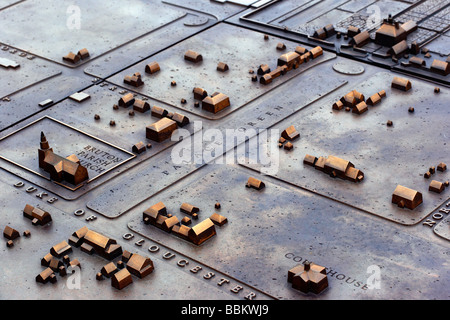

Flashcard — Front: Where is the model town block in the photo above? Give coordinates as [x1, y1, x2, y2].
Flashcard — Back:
[0, 0, 448, 303]
[38, 132, 89, 185]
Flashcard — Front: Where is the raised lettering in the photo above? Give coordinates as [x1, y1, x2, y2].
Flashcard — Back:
[122, 233, 134, 240]
[47, 197, 58, 204]
[217, 278, 230, 286]
[163, 252, 175, 260]
[423, 219, 436, 227]
[74, 209, 85, 216]
[245, 292, 256, 300]
[230, 285, 243, 294]
[14, 181, 24, 188]
[135, 239, 145, 246]
[177, 259, 189, 267]
[36, 192, 48, 199]
[190, 266, 202, 273]
[26, 187, 37, 193]
[203, 272, 215, 280]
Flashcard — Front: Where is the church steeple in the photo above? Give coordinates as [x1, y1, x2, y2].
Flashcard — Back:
[38, 131, 52, 169]
[37, 131, 88, 185]
[40, 131, 50, 150]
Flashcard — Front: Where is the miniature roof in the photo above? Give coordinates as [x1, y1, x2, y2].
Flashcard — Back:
[278, 52, 300, 63]
[44, 152, 85, 176]
[376, 23, 406, 38]
[84, 229, 115, 250]
[324, 156, 353, 174]
[393, 185, 420, 201]
[148, 118, 177, 132]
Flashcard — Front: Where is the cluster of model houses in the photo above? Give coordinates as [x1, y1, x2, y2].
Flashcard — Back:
[332, 88, 386, 115]
[143, 201, 227, 245]
[256, 45, 323, 85]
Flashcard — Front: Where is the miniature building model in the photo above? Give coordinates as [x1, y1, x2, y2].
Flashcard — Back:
[132, 141, 146, 154]
[309, 46, 323, 59]
[288, 261, 328, 294]
[400, 20, 417, 35]
[375, 19, 407, 47]
[172, 113, 190, 127]
[366, 93, 382, 106]
[350, 31, 370, 48]
[181, 216, 192, 225]
[121, 250, 133, 263]
[63, 48, 89, 63]
[184, 50, 203, 63]
[392, 185, 423, 209]
[38, 132, 89, 186]
[50, 241, 72, 258]
[258, 46, 322, 85]
[209, 213, 228, 226]
[119, 93, 135, 107]
[334, 89, 385, 113]
[3, 226, 20, 240]
[388, 40, 408, 57]
[146, 118, 178, 142]
[281, 125, 300, 141]
[217, 62, 229, 72]
[145, 62, 160, 74]
[437, 163, 447, 172]
[332, 100, 344, 110]
[151, 105, 168, 118]
[124, 72, 144, 87]
[143, 202, 217, 245]
[313, 28, 326, 40]
[276, 42, 286, 50]
[258, 64, 271, 75]
[202, 92, 230, 114]
[36, 268, 56, 284]
[77, 48, 90, 60]
[430, 60, 450, 76]
[295, 46, 308, 55]
[63, 52, 80, 64]
[277, 52, 301, 71]
[143, 201, 167, 225]
[313, 24, 335, 40]
[68, 227, 123, 260]
[193, 87, 208, 100]
[101, 262, 118, 278]
[352, 101, 368, 115]
[133, 99, 150, 113]
[188, 218, 216, 245]
[112, 268, 133, 290]
[391, 77, 412, 91]
[429, 180, 444, 194]
[69, 92, 91, 103]
[48, 257, 63, 272]
[23, 204, 52, 226]
[347, 26, 361, 38]
[246, 177, 265, 190]
[343, 90, 364, 106]
[180, 203, 199, 215]
[172, 224, 191, 241]
[284, 142, 293, 150]
[126, 253, 154, 278]
[0, 57, 20, 68]
[304, 155, 364, 183]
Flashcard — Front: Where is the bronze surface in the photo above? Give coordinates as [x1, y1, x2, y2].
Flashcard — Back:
[0, 0, 448, 301]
